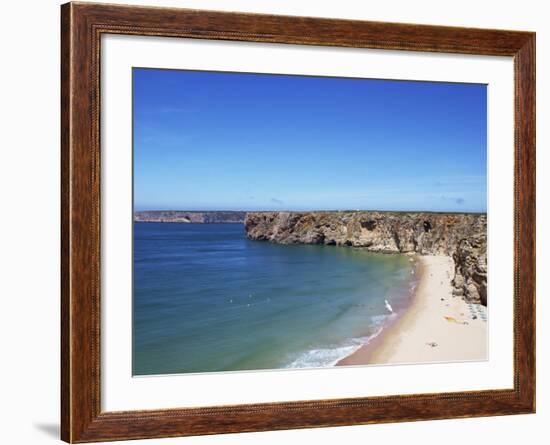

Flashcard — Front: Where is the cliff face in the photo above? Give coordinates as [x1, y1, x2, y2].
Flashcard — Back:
[452, 234, 487, 305]
[134, 211, 246, 224]
[245, 211, 487, 305]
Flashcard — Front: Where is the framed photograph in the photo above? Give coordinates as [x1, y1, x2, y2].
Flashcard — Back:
[61, 2, 535, 442]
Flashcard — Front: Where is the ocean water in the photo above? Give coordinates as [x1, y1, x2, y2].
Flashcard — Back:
[133, 223, 416, 375]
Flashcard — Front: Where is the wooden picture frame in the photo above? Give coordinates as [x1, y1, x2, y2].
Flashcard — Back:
[61, 2, 535, 442]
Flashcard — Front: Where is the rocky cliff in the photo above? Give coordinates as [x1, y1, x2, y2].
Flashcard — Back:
[245, 211, 487, 305]
[134, 211, 246, 224]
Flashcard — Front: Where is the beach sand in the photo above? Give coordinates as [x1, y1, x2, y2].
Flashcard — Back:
[337, 255, 487, 366]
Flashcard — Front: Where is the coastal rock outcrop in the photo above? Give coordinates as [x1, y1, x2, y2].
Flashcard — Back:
[244, 211, 487, 305]
[451, 233, 487, 306]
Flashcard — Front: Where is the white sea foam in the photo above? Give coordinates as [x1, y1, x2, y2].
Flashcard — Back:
[285, 315, 392, 369]
[285, 344, 363, 368]
[370, 313, 395, 326]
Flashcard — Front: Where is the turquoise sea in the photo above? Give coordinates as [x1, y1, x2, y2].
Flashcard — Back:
[133, 222, 416, 375]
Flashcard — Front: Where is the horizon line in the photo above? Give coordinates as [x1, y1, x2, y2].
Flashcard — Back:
[134, 209, 487, 215]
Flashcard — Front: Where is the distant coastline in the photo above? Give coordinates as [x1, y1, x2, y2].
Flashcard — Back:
[133, 209, 486, 224]
[134, 210, 247, 224]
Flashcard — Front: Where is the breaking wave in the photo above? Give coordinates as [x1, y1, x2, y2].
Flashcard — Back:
[284, 314, 393, 369]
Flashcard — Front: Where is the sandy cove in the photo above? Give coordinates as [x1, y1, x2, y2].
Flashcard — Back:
[337, 255, 487, 366]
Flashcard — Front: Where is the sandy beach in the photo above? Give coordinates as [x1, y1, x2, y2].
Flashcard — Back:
[337, 255, 487, 366]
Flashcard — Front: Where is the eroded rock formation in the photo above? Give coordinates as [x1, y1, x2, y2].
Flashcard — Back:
[245, 211, 487, 305]
[452, 233, 487, 305]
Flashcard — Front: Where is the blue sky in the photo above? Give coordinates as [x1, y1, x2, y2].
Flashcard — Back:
[133, 68, 487, 212]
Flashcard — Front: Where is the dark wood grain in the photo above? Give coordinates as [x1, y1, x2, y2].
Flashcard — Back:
[60, 4, 71, 441]
[61, 2, 536, 442]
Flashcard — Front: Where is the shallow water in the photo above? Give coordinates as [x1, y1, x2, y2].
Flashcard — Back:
[133, 222, 415, 375]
